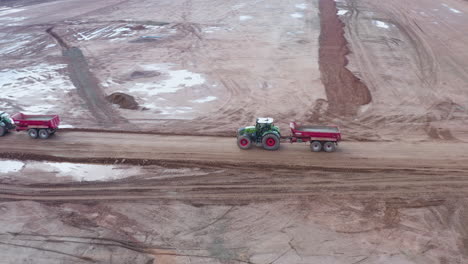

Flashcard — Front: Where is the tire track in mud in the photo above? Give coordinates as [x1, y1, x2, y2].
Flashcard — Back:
[2, 172, 467, 204]
[46, 27, 124, 125]
[318, 0, 372, 116]
[1, 150, 465, 175]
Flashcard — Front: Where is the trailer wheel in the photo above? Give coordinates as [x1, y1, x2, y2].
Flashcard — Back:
[323, 141, 336, 152]
[237, 135, 252, 150]
[28, 129, 38, 139]
[38, 129, 50, 139]
[310, 141, 322, 152]
[262, 134, 280, 151]
[0, 126, 6, 137]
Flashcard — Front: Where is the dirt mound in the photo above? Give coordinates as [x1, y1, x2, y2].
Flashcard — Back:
[128, 25, 146, 30]
[105, 92, 139, 110]
[130, 70, 160, 79]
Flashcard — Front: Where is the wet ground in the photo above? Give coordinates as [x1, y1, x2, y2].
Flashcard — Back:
[1, 0, 468, 263]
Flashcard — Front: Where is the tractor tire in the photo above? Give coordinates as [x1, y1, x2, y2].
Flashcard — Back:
[28, 129, 38, 139]
[310, 141, 322, 152]
[38, 129, 50, 139]
[237, 135, 252, 150]
[0, 126, 6, 137]
[323, 141, 336, 152]
[262, 134, 280, 151]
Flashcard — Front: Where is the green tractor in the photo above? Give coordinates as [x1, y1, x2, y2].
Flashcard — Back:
[0, 112, 15, 137]
[237, 117, 281, 150]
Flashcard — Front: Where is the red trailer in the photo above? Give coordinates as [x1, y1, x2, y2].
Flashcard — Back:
[289, 122, 341, 152]
[11, 113, 60, 139]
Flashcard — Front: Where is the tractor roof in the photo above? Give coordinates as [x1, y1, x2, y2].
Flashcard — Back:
[257, 117, 274, 124]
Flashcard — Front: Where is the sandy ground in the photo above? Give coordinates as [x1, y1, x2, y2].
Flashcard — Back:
[1, 131, 468, 263]
[1, 0, 468, 263]
[337, 0, 468, 141]
[0, 0, 325, 134]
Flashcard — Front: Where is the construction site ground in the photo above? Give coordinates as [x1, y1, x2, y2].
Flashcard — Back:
[1, 0, 468, 263]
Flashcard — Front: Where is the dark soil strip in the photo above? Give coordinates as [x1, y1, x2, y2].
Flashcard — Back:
[45, 27, 69, 49]
[0, 152, 458, 175]
[59, 128, 235, 138]
[46, 27, 124, 125]
[318, 0, 372, 116]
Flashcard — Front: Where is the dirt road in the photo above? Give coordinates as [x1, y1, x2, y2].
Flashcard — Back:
[1, 130, 468, 204]
[2, 130, 468, 171]
[2, 131, 468, 263]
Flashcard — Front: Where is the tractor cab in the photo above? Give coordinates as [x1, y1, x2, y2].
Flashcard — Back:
[255, 117, 274, 138]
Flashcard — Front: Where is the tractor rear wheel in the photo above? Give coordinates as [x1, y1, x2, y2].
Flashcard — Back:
[323, 141, 336, 152]
[262, 134, 280, 151]
[28, 129, 38, 139]
[38, 129, 50, 139]
[0, 126, 6, 137]
[237, 135, 252, 150]
[310, 141, 322, 152]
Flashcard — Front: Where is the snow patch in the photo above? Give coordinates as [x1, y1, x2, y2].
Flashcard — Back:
[232, 3, 246, 10]
[107, 26, 132, 38]
[441, 4, 462, 14]
[290, 13, 303, 18]
[295, 3, 307, 10]
[0, 64, 74, 113]
[60, 124, 74, 128]
[142, 104, 193, 115]
[129, 64, 205, 96]
[0, 160, 24, 173]
[373, 20, 390, 29]
[0, 7, 25, 17]
[24, 162, 140, 181]
[338, 9, 349, 16]
[44, 43, 56, 49]
[203, 26, 221, 33]
[191, 96, 217, 103]
[22, 104, 55, 113]
[76, 25, 137, 41]
[358, 103, 372, 115]
[239, 15, 253, 21]
[0, 16, 27, 25]
[0, 40, 30, 55]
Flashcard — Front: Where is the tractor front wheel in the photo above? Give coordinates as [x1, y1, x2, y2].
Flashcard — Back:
[28, 129, 38, 139]
[262, 134, 280, 151]
[0, 126, 6, 137]
[237, 135, 252, 150]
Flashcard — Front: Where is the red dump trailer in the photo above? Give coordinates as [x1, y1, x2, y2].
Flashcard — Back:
[289, 122, 341, 152]
[11, 113, 60, 139]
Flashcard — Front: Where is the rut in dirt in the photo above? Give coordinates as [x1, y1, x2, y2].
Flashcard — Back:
[318, 0, 372, 116]
[46, 27, 125, 124]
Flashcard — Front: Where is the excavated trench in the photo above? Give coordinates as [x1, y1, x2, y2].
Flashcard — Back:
[318, 0, 372, 116]
[46, 27, 125, 124]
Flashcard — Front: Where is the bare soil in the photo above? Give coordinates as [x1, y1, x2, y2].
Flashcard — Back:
[1, 0, 468, 263]
[318, 0, 371, 116]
